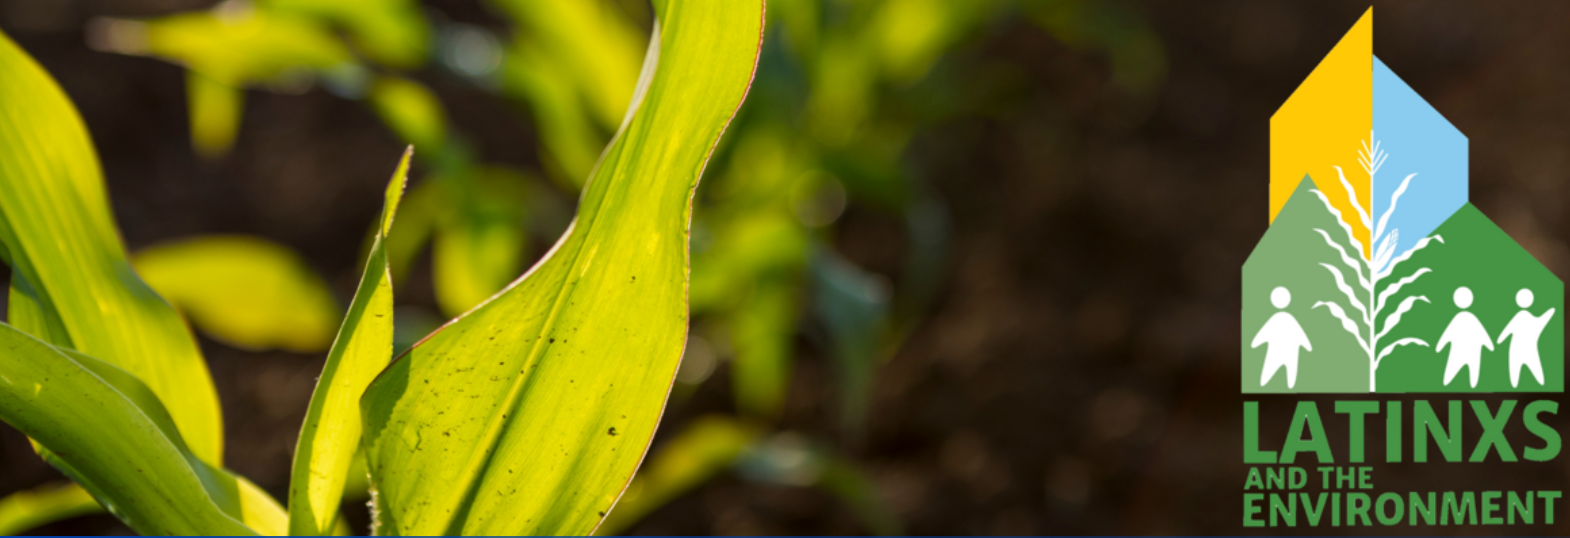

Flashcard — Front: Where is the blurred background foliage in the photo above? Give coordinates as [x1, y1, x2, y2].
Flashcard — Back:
[0, 0, 1180, 534]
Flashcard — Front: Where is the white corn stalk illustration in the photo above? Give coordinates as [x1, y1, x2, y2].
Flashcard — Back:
[1310, 133, 1444, 392]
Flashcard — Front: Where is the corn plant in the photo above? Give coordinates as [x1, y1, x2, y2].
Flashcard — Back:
[1309, 134, 1444, 392]
[0, 0, 763, 535]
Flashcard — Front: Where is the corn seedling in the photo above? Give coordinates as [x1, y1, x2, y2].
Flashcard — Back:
[0, 0, 763, 535]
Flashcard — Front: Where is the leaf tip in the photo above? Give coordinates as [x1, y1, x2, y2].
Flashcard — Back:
[380, 147, 414, 235]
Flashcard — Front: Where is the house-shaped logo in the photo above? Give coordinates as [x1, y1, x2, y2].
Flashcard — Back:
[1242, 10, 1563, 394]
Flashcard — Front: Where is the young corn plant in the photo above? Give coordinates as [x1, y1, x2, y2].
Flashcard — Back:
[0, 0, 763, 535]
[1310, 134, 1443, 392]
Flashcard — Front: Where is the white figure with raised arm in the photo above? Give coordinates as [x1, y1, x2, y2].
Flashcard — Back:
[1437, 286, 1493, 388]
[1498, 288, 1556, 388]
[1253, 287, 1312, 389]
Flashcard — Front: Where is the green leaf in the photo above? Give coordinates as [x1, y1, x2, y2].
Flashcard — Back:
[368, 76, 447, 153]
[288, 148, 409, 536]
[503, 41, 608, 186]
[132, 235, 341, 353]
[47, 345, 288, 536]
[596, 416, 760, 535]
[97, 10, 352, 87]
[0, 28, 225, 464]
[432, 168, 531, 318]
[186, 72, 245, 157]
[0, 483, 101, 535]
[0, 323, 256, 535]
[260, 0, 431, 68]
[358, 0, 764, 534]
[488, 0, 646, 127]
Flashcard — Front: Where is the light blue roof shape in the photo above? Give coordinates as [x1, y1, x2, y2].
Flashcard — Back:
[1368, 56, 1468, 273]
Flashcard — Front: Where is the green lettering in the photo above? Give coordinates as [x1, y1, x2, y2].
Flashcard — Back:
[1441, 491, 1477, 525]
[1281, 401, 1333, 464]
[1539, 491, 1559, 524]
[1470, 401, 1518, 462]
[1336, 401, 1378, 463]
[1244, 493, 1265, 527]
[1375, 492, 1403, 525]
[1415, 401, 1462, 462]
[1347, 492, 1372, 526]
[1270, 493, 1296, 527]
[1524, 401, 1561, 462]
[1266, 467, 1286, 489]
[1482, 491, 1503, 524]
[1409, 492, 1435, 525]
[1508, 491, 1533, 525]
[1332, 492, 1341, 526]
[1386, 401, 1402, 463]
[1244, 467, 1264, 490]
[1301, 492, 1328, 526]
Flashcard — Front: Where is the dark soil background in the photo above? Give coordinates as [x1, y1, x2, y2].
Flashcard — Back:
[4, 0, 1570, 535]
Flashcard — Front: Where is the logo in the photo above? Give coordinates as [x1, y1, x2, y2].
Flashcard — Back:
[1240, 11, 1566, 530]
[1242, 12, 1563, 394]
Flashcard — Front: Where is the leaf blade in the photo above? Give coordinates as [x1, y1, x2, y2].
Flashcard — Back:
[287, 149, 411, 536]
[359, 1, 765, 534]
[0, 27, 225, 464]
[0, 323, 254, 535]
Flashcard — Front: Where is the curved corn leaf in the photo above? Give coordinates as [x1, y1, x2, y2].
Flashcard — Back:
[0, 324, 255, 535]
[0, 483, 101, 535]
[596, 416, 760, 535]
[133, 235, 341, 353]
[288, 149, 409, 536]
[359, 0, 764, 534]
[0, 29, 225, 464]
[48, 346, 287, 536]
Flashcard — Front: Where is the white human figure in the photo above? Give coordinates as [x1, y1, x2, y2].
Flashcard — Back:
[1253, 287, 1312, 389]
[1497, 288, 1556, 388]
[1437, 286, 1493, 388]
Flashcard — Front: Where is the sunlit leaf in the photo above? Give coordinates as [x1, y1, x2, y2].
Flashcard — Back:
[98, 9, 351, 87]
[488, 0, 646, 127]
[0, 29, 225, 464]
[868, 0, 998, 85]
[0, 483, 101, 535]
[288, 149, 409, 536]
[186, 72, 244, 157]
[383, 178, 444, 287]
[358, 1, 764, 534]
[692, 211, 808, 418]
[260, 0, 431, 68]
[132, 235, 340, 353]
[432, 169, 531, 318]
[503, 41, 607, 185]
[596, 416, 761, 535]
[0, 324, 258, 535]
[368, 76, 447, 153]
